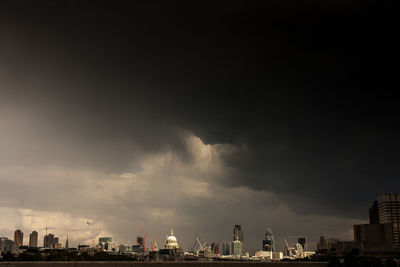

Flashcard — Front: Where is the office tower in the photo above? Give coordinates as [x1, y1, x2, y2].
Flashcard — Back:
[262, 228, 276, 251]
[232, 240, 243, 256]
[14, 229, 23, 247]
[44, 233, 54, 248]
[377, 193, 400, 248]
[222, 242, 232, 255]
[317, 236, 329, 251]
[298, 237, 306, 250]
[211, 242, 219, 254]
[44, 233, 60, 248]
[29, 231, 38, 247]
[369, 200, 379, 224]
[233, 225, 243, 242]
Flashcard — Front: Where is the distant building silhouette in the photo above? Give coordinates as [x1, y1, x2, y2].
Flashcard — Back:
[211, 242, 219, 254]
[222, 242, 232, 255]
[65, 235, 69, 249]
[233, 225, 243, 242]
[369, 200, 379, 224]
[44, 233, 60, 248]
[298, 237, 306, 250]
[14, 229, 23, 247]
[317, 236, 329, 252]
[29, 231, 38, 247]
[262, 228, 276, 252]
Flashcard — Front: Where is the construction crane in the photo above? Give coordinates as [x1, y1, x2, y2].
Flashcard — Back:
[196, 236, 207, 251]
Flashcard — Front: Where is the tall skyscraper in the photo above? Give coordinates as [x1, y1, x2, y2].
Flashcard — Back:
[14, 229, 23, 247]
[233, 225, 243, 242]
[369, 200, 379, 224]
[44, 233, 60, 248]
[29, 231, 38, 247]
[222, 242, 232, 255]
[262, 228, 276, 252]
[377, 193, 400, 248]
[298, 237, 306, 250]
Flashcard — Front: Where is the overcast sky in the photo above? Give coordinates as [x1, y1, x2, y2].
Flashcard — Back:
[0, 0, 399, 253]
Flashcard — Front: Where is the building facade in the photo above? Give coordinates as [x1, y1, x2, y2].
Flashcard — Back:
[354, 223, 394, 251]
[262, 228, 276, 251]
[0, 237, 18, 254]
[377, 193, 400, 248]
[29, 231, 38, 247]
[222, 242, 232, 255]
[232, 240, 243, 256]
[44, 233, 60, 249]
[14, 229, 23, 247]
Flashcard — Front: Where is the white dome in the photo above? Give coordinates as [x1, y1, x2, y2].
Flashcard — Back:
[165, 228, 179, 249]
[167, 236, 177, 243]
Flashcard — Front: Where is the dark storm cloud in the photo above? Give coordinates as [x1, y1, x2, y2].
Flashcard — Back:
[1, 0, 399, 221]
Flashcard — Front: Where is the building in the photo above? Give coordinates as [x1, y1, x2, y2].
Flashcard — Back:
[164, 229, 179, 249]
[0, 237, 18, 254]
[65, 235, 69, 249]
[44, 233, 60, 249]
[222, 242, 232, 255]
[211, 242, 219, 254]
[232, 240, 243, 256]
[119, 244, 132, 254]
[369, 200, 380, 224]
[354, 223, 394, 251]
[377, 193, 400, 248]
[14, 229, 23, 247]
[298, 237, 306, 250]
[99, 237, 113, 243]
[262, 228, 276, 252]
[327, 240, 354, 256]
[233, 225, 243, 242]
[254, 250, 283, 260]
[158, 229, 183, 260]
[29, 231, 38, 247]
[317, 236, 329, 252]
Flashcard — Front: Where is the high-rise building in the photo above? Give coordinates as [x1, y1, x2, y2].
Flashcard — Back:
[233, 225, 243, 242]
[44, 233, 60, 248]
[369, 200, 379, 224]
[377, 193, 400, 248]
[232, 240, 243, 256]
[29, 231, 38, 247]
[262, 228, 276, 252]
[14, 229, 23, 247]
[222, 242, 232, 255]
[211, 242, 219, 254]
[317, 236, 329, 251]
[298, 237, 306, 250]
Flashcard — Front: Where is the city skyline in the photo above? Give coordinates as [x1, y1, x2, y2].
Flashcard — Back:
[0, 0, 399, 256]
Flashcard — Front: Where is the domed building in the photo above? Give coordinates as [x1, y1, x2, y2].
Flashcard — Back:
[165, 229, 179, 249]
[158, 228, 184, 260]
